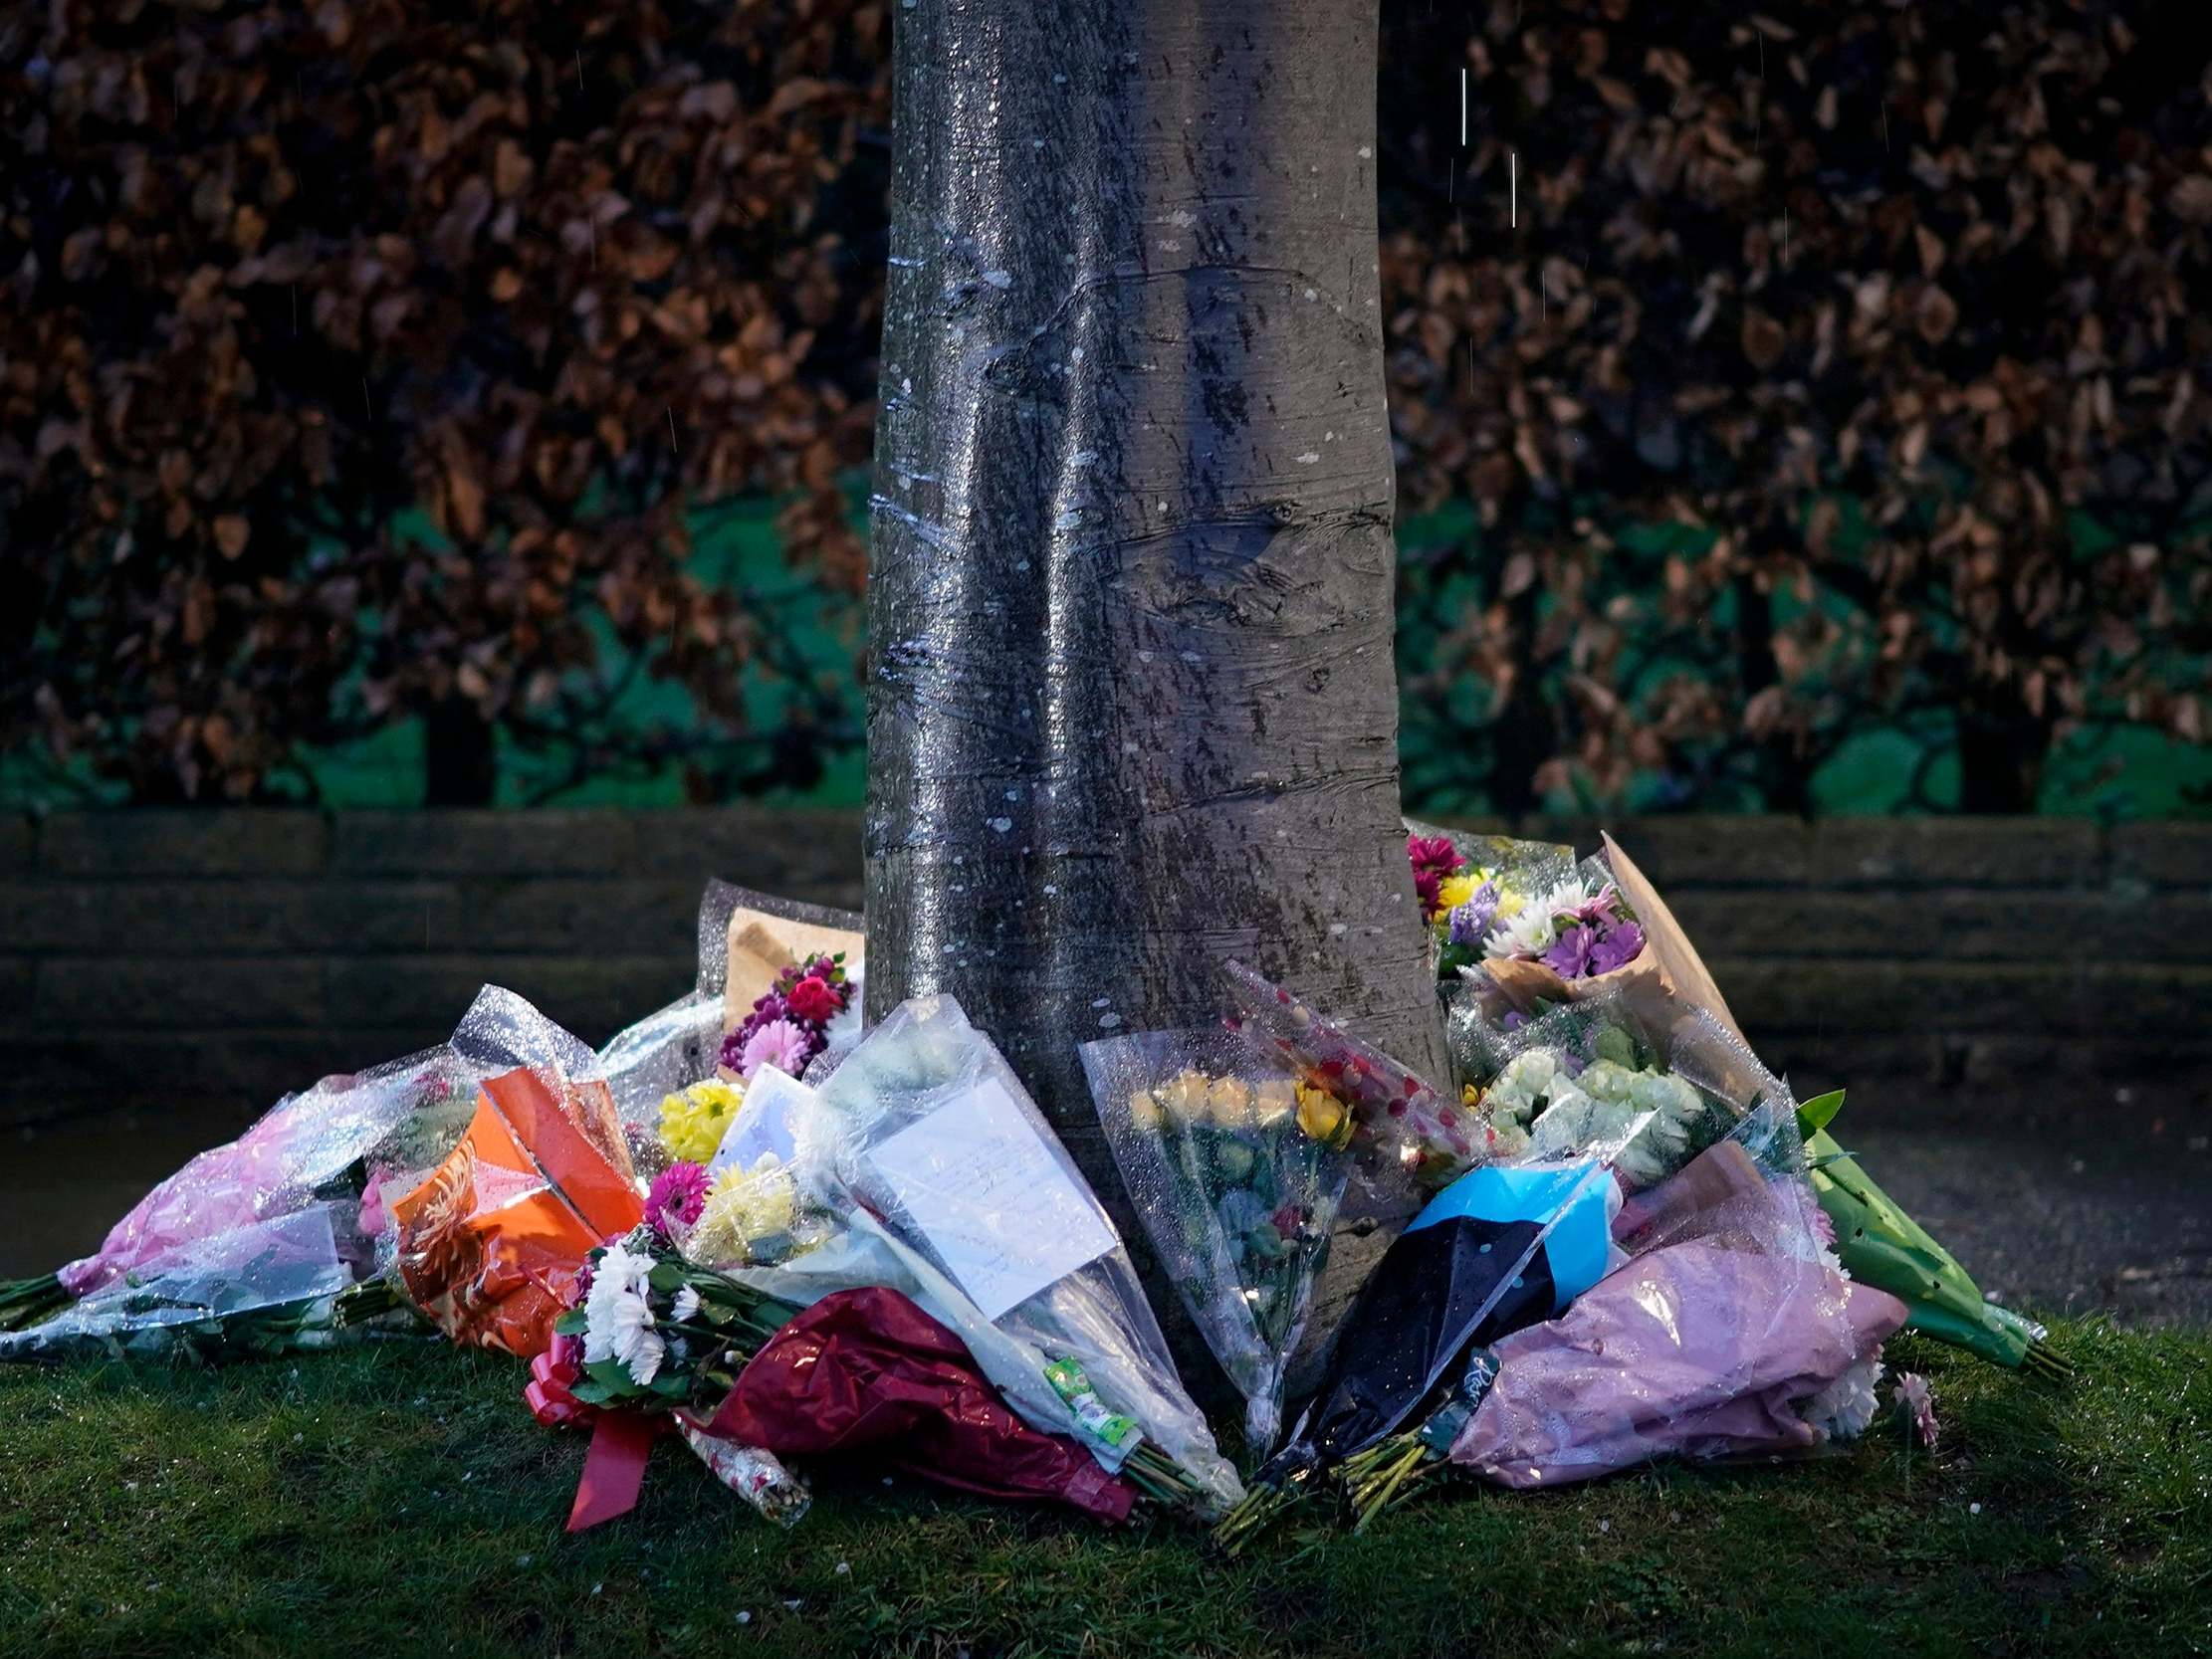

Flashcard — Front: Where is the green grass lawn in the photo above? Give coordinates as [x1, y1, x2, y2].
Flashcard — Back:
[1, 1319, 2206, 1659]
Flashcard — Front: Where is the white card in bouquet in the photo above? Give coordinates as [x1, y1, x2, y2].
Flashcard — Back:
[709, 1065, 812, 1176]
[863, 1076, 1117, 1321]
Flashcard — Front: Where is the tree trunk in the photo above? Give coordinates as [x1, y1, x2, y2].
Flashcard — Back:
[1956, 692, 2052, 814]
[864, 0, 1447, 1362]
[422, 694, 498, 807]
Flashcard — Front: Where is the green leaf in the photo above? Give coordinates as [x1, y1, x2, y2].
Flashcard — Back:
[1796, 1089, 1847, 1134]
[647, 1262, 687, 1296]
[553, 1308, 587, 1337]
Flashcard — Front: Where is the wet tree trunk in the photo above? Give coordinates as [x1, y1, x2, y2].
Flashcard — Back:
[864, 0, 1447, 1362]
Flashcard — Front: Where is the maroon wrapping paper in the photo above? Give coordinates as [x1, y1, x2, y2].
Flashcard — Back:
[705, 1286, 1136, 1523]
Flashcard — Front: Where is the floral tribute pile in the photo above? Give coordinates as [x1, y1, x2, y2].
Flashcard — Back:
[0, 845, 2063, 1543]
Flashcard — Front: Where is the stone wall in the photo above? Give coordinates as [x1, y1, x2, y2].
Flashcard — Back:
[2, 809, 2204, 1125]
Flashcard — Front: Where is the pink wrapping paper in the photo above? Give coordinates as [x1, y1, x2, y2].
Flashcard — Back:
[1450, 1240, 1907, 1487]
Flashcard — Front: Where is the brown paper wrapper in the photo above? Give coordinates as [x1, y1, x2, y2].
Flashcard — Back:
[1469, 834, 1742, 1039]
[723, 906, 865, 1034]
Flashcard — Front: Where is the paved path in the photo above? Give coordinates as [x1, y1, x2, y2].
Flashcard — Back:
[6, 1094, 2208, 1325]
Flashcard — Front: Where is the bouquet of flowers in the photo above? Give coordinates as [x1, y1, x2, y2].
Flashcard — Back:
[0, 1202, 413, 1364]
[798, 994, 1245, 1518]
[1222, 959, 1496, 1209]
[721, 950, 859, 1086]
[387, 990, 644, 1357]
[1, 1025, 480, 1354]
[1079, 1024, 1355, 1453]
[532, 1220, 1138, 1529]
[1404, 823, 1577, 983]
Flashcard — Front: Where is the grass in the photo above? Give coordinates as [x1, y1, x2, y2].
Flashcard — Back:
[0, 1319, 2206, 1659]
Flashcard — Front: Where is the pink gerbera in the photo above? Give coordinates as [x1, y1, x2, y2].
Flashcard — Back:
[644, 1160, 709, 1240]
[739, 1016, 815, 1081]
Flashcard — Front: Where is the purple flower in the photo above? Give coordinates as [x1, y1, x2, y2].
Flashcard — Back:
[644, 1161, 709, 1240]
[1542, 924, 1595, 979]
[739, 1017, 816, 1082]
[1570, 882, 1624, 927]
[1587, 920, 1645, 976]
[1447, 881, 1501, 948]
[716, 1025, 747, 1075]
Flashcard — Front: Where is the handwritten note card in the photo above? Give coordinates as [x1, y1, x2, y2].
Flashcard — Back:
[864, 1076, 1117, 1320]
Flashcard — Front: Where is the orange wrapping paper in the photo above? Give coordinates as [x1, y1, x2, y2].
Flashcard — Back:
[391, 1066, 643, 1357]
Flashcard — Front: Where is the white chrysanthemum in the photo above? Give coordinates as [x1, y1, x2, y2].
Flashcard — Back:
[670, 1284, 702, 1323]
[1484, 900, 1560, 959]
[583, 1240, 665, 1387]
[1803, 1353, 1884, 1443]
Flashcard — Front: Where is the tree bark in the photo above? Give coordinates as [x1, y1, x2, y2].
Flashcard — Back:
[864, 0, 1447, 1354]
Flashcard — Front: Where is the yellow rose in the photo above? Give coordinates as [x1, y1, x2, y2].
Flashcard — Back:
[1126, 1088, 1163, 1135]
[1207, 1074, 1254, 1129]
[1295, 1082, 1351, 1149]
[1159, 1069, 1210, 1120]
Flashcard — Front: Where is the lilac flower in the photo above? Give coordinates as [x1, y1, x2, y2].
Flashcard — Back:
[738, 1017, 816, 1081]
[1892, 1371, 1939, 1451]
[644, 1161, 710, 1241]
[1447, 880, 1501, 949]
[1542, 924, 1595, 979]
[1587, 920, 1645, 976]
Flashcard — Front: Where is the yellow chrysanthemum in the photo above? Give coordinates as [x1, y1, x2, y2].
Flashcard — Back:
[657, 1078, 745, 1163]
[686, 1156, 800, 1267]
[1435, 872, 1477, 913]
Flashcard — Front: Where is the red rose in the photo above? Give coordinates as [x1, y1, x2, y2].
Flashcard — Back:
[786, 974, 845, 1025]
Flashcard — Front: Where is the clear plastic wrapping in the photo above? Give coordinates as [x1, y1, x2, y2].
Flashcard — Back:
[680, 1426, 812, 1528]
[1078, 1024, 1352, 1454]
[1, 1202, 365, 1362]
[56, 1041, 481, 1300]
[1221, 958, 1487, 1215]
[1452, 976, 1785, 1189]
[795, 994, 1242, 1515]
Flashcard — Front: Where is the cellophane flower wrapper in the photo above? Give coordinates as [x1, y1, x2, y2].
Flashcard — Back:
[52, 1040, 482, 1302]
[1256, 1126, 1644, 1487]
[1, 1202, 368, 1363]
[1078, 1024, 1352, 1454]
[1451, 976, 1783, 1190]
[386, 986, 643, 1357]
[595, 883, 866, 1176]
[1801, 1103, 2066, 1376]
[793, 994, 1242, 1515]
[1221, 958, 1491, 1217]
[679, 1426, 812, 1528]
[1443, 1103, 1909, 1488]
